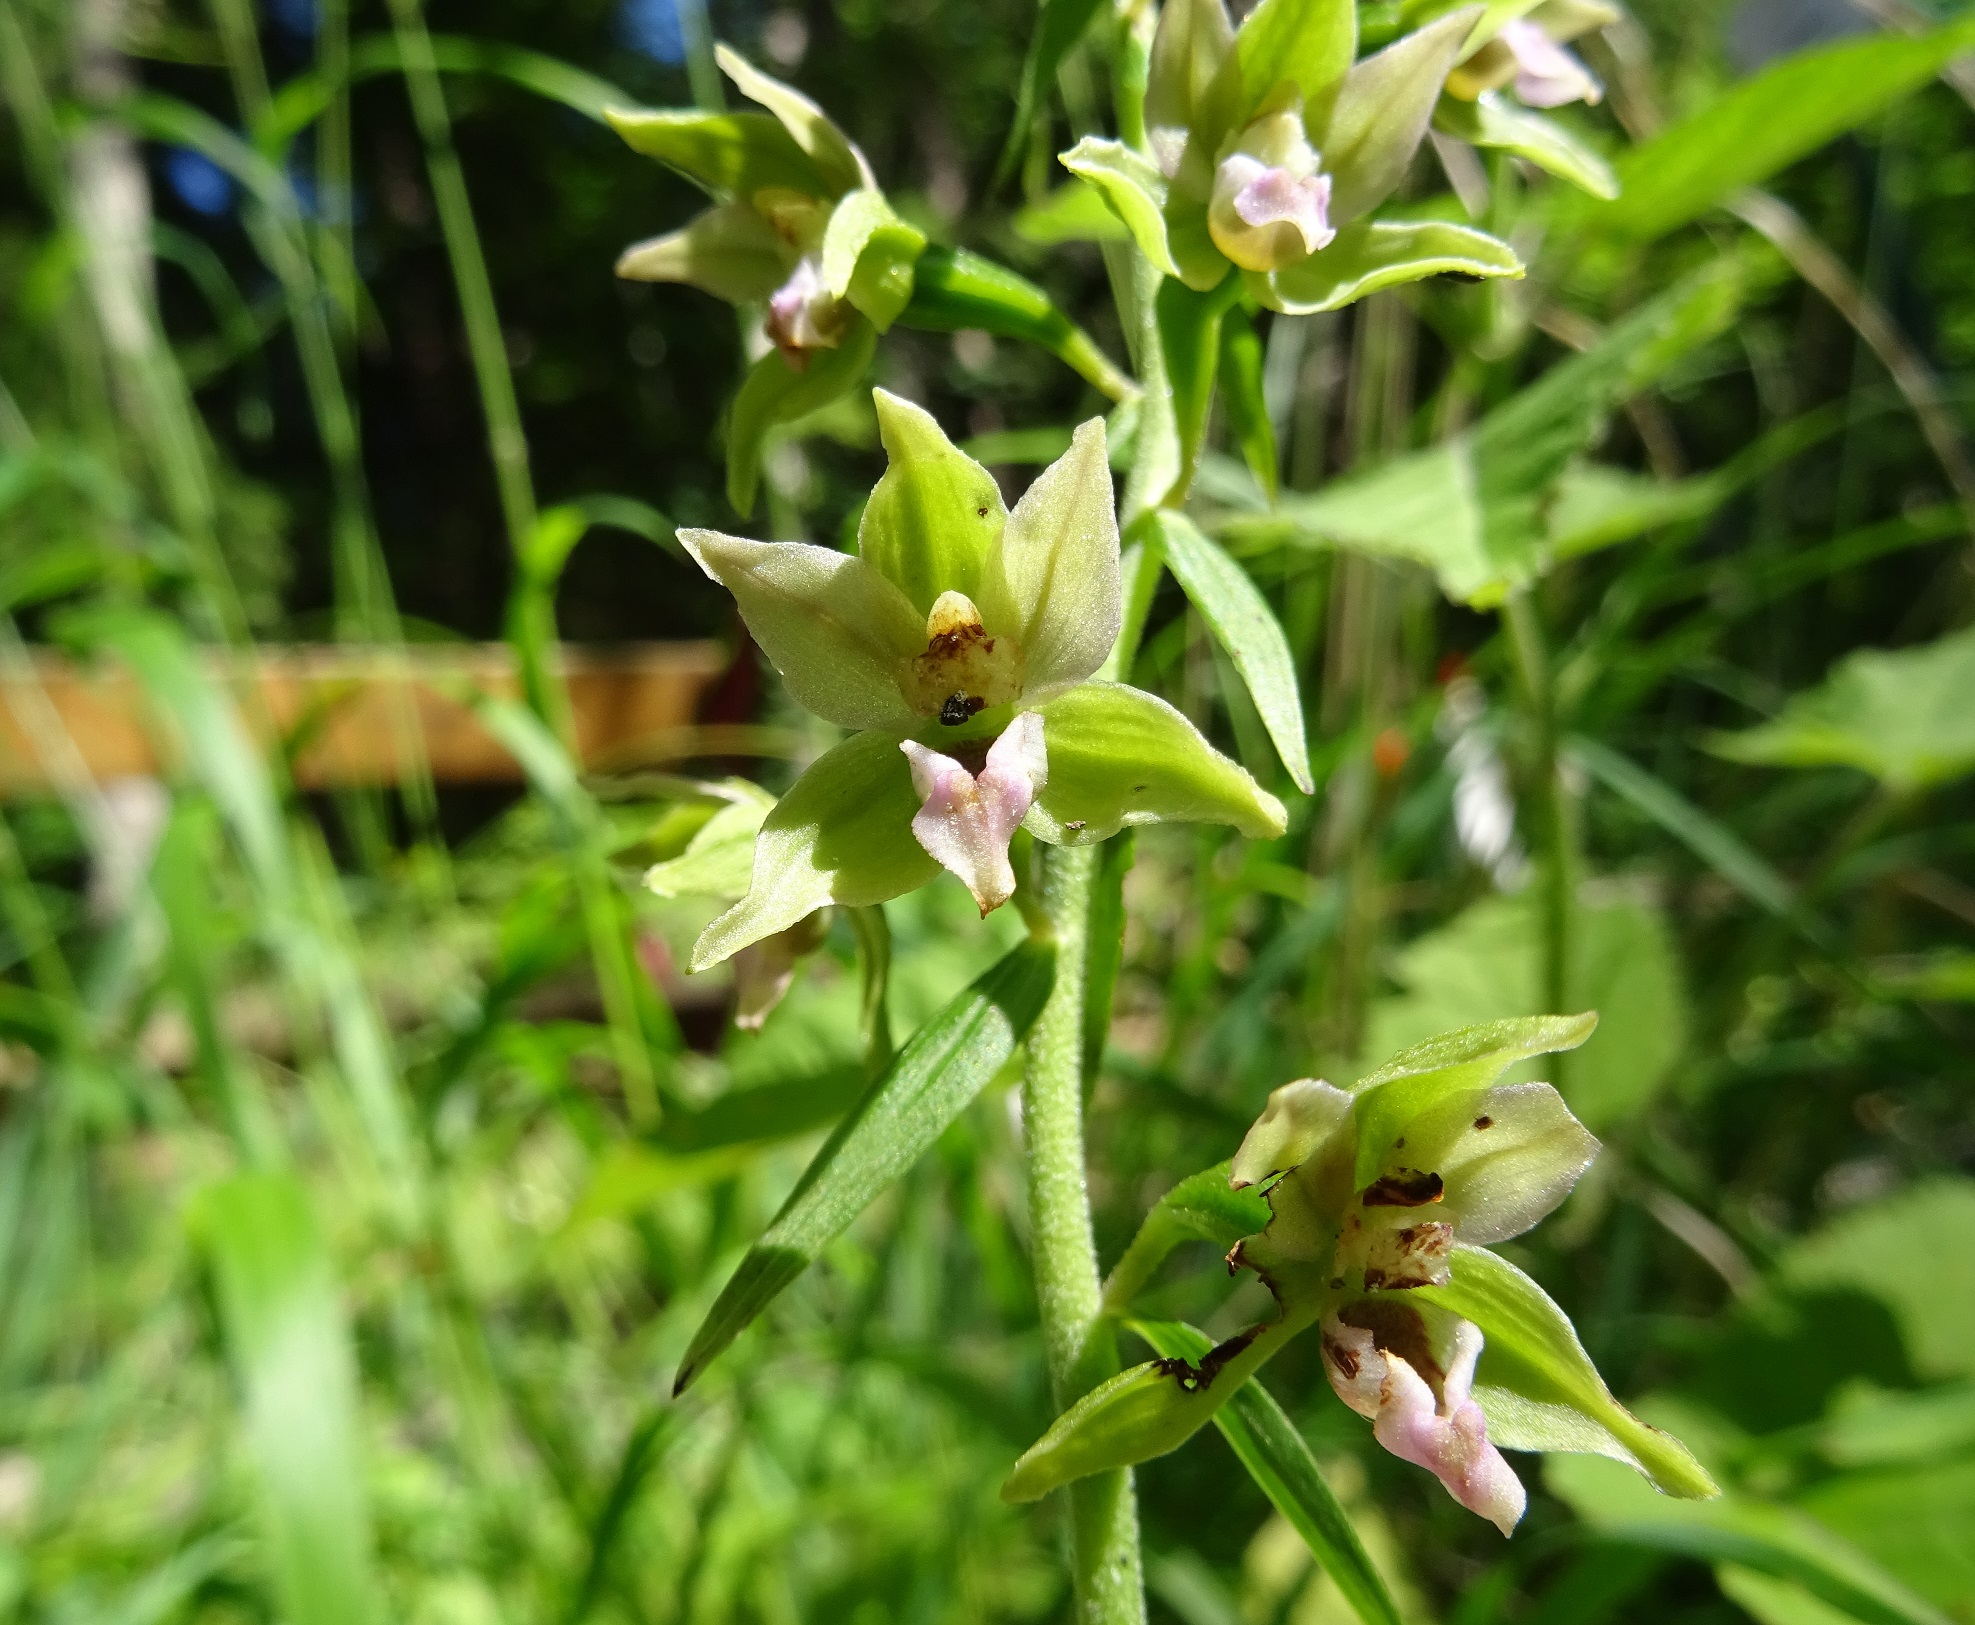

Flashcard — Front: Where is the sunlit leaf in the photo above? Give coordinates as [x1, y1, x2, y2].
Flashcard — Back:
[1433, 92, 1617, 199]
[1250, 217, 1522, 316]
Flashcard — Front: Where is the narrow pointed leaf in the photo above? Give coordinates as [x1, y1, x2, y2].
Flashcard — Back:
[1433, 93, 1618, 199]
[996, 0, 1110, 186]
[1059, 139, 1180, 277]
[1157, 512, 1313, 793]
[1253, 218, 1522, 315]
[1218, 304, 1280, 501]
[1156, 276, 1242, 492]
[1319, 8, 1482, 224]
[191, 1173, 381, 1625]
[726, 319, 877, 517]
[1027, 681, 1289, 844]
[715, 43, 871, 194]
[858, 391, 1006, 614]
[603, 107, 825, 198]
[673, 940, 1055, 1392]
[1134, 1320, 1403, 1625]
[1101, 1162, 1273, 1316]
[1415, 1247, 1718, 1498]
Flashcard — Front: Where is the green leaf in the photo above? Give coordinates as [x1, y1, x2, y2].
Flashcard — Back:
[603, 107, 827, 199]
[1432, 92, 1618, 199]
[1059, 138, 1180, 277]
[1318, 8, 1482, 224]
[644, 790, 775, 902]
[1358, 887, 1689, 1130]
[1132, 1320, 1403, 1625]
[857, 390, 1007, 615]
[1101, 1162, 1273, 1316]
[691, 731, 937, 972]
[1235, 0, 1357, 132]
[1547, 1455, 1948, 1625]
[1217, 304, 1280, 502]
[1707, 628, 1975, 794]
[1580, 18, 1975, 242]
[1349, 1015, 1597, 1189]
[725, 318, 878, 517]
[673, 940, 1055, 1392]
[1027, 681, 1289, 845]
[613, 200, 793, 300]
[190, 1173, 381, 1625]
[1251, 217, 1522, 315]
[898, 245, 1136, 402]
[1155, 275, 1243, 492]
[821, 190, 927, 330]
[994, 0, 1109, 188]
[1013, 181, 1133, 246]
[715, 43, 871, 196]
[1415, 1247, 1718, 1499]
[1155, 512, 1313, 794]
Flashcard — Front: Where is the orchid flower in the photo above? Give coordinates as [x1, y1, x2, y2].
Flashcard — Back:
[1062, 0, 1524, 315]
[672, 391, 1288, 972]
[1444, 1, 1614, 109]
[1002, 1017, 1718, 1523]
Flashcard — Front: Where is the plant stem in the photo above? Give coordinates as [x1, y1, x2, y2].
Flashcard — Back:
[1023, 842, 1144, 1624]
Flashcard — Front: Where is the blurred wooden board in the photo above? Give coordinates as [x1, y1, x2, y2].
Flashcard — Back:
[0, 642, 727, 793]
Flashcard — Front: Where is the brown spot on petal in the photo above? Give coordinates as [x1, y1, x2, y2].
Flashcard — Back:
[1362, 1169, 1445, 1208]
[1323, 1336, 1360, 1381]
[1340, 1298, 1445, 1393]
[1474, 1115, 1493, 1130]
[1154, 1326, 1258, 1394]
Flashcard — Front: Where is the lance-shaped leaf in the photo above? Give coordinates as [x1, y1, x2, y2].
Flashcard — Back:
[1134, 1320, 1402, 1625]
[1157, 512, 1313, 794]
[691, 732, 937, 971]
[1002, 1307, 1315, 1501]
[1413, 1247, 1718, 1498]
[1349, 1013, 1597, 1189]
[1101, 1162, 1275, 1316]
[1253, 217, 1522, 314]
[1218, 304, 1281, 501]
[1026, 682, 1289, 845]
[899, 245, 1136, 402]
[726, 318, 877, 516]
[614, 201, 793, 300]
[821, 190, 927, 330]
[1060, 139, 1181, 277]
[979, 418, 1121, 701]
[715, 43, 872, 196]
[1319, 8, 1482, 225]
[1433, 93, 1617, 199]
[678, 527, 922, 731]
[858, 391, 1006, 614]
[1236, 0, 1357, 133]
[674, 939, 1055, 1392]
[604, 107, 826, 197]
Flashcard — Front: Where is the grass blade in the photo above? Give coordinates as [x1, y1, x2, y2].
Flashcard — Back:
[673, 939, 1055, 1394]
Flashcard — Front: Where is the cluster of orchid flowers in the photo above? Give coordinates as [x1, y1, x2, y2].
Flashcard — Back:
[607, 0, 1709, 1539]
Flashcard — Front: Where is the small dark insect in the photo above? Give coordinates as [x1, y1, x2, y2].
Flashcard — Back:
[939, 692, 985, 726]
[977, 506, 989, 517]
[1362, 1169, 1445, 1208]
[1395, 1138, 1406, 1149]
[1474, 1115, 1494, 1130]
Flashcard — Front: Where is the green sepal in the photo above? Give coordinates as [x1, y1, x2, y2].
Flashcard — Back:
[1013, 181, 1133, 247]
[898, 246, 1136, 402]
[1249, 218, 1522, 315]
[1101, 1161, 1274, 1316]
[690, 731, 937, 971]
[604, 107, 826, 200]
[1348, 1013, 1596, 1190]
[1414, 1246, 1720, 1499]
[1218, 304, 1280, 502]
[822, 190, 927, 331]
[1167, 193, 1235, 292]
[1235, 0, 1357, 132]
[1146, 0, 1237, 139]
[614, 201, 794, 302]
[1059, 138, 1179, 277]
[726, 319, 878, 517]
[1026, 681, 1289, 844]
[715, 43, 871, 197]
[1317, 7, 1481, 225]
[1432, 92, 1618, 200]
[858, 390, 1006, 614]
[644, 788, 775, 902]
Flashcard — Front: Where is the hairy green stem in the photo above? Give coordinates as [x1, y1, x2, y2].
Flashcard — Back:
[1023, 843, 1144, 1624]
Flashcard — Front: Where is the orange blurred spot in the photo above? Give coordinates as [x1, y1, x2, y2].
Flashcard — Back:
[1435, 650, 1470, 686]
[1373, 727, 1411, 779]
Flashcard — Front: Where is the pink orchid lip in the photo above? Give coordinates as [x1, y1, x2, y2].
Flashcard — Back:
[1498, 18, 1602, 109]
[765, 256, 848, 362]
[900, 711, 1049, 915]
[1232, 164, 1337, 256]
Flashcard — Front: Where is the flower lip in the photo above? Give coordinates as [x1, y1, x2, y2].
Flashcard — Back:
[900, 711, 1048, 914]
[766, 254, 851, 359]
[1497, 19, 1602, 108]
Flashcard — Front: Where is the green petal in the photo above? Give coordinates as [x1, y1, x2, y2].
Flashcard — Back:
[1316, 8, 1481, 224]
[1027, 682, 1288, 843]
[678, 529, 922, 731]
[1413, 1246, 1719, 1499]
[857, 392, 1007, 615]
[1235, 0, 1357, 131]
[603, 107, 827, 199]
[1060, 138, 1180, 278]
[715, 44, 872, 196]
[1146, 0, 1236, 138]
[1432, 92, 1619, 201]
[1249, 218, 1522, 315]
[691, 733, 938, 971]
[980, 421, 1120, 700]
[614, 202, 794, 302]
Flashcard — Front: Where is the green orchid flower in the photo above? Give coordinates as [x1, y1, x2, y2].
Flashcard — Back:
[1002, 1017, 1718, 1529]
[1063, 0, 1525, 315]
[673, 390, 1288, 972]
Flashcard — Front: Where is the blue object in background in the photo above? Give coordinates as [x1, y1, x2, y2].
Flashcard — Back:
[619, 0, 686, 64]
[265, 0, 319, 40]
[164, 147, 237, 218]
